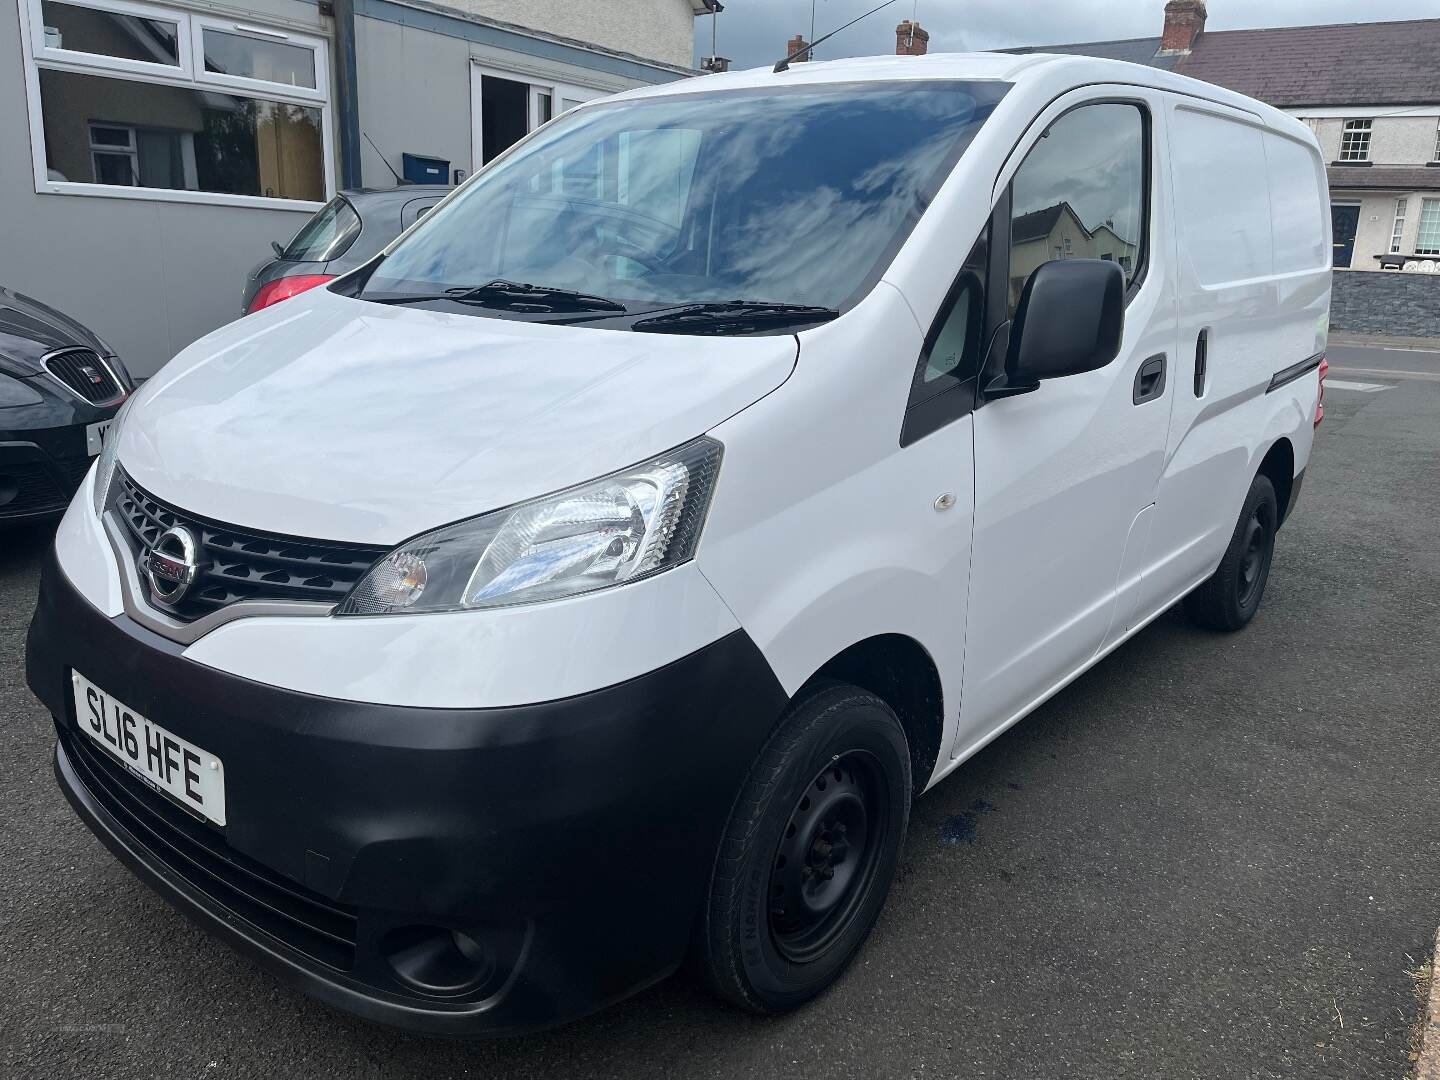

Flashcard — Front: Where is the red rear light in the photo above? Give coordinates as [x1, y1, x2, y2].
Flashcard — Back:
[247, 274, 335, 314]
[1314, 356, 1328, 427]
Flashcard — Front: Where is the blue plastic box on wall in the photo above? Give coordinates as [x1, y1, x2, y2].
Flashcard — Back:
[402, 153, 450, 185]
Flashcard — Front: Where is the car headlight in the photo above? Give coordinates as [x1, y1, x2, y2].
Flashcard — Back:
[93, 395, 135, 517]
[338, 438, 723, 615]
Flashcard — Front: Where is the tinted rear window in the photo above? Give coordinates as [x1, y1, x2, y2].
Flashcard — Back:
[284, 197, 362, 262]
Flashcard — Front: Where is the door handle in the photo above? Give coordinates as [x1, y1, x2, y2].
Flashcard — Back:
[1133, 353, 1167, 404]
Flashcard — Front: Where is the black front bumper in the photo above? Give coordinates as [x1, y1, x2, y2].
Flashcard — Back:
[2, 388, 122, 524]
[27, 550, 788, 1035]
[1, 428, 95, 524]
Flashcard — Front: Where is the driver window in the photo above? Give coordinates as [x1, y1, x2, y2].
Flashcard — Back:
[1008, 103, 1147, 314]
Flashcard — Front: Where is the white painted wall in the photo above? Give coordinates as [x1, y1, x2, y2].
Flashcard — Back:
[1307, 115, 1440, 165]
[438, 0, 697, 68]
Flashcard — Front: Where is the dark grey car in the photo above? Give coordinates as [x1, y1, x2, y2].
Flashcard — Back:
[242, 187, 453, 315]
[0, 287, 134, 526]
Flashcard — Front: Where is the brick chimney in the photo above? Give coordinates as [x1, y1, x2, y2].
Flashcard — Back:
[786, 34, 811, 62]
[1158, 0, 1206, 55]
[896, 20, 929, 56]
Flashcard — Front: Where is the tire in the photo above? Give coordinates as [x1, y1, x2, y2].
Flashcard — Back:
[695, 679, 912, 1014]
[1184, 473, 1279, 632]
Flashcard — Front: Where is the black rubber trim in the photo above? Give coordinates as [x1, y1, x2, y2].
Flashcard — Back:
[1267, 352, 1324, 393]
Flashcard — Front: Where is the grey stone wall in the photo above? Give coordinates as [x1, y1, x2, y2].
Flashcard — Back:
[1331, 269, 1440, 338]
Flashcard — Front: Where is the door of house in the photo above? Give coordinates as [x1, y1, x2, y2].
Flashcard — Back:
[1331, 204, 1360, 268]
[469, 64, 604, 174]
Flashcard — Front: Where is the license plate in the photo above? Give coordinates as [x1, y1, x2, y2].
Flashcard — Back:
[85, 419, 114, 457]
[71, 672, 226, 826]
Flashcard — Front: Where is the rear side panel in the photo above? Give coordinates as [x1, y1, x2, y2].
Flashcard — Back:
[1137, 97, 1326, 617]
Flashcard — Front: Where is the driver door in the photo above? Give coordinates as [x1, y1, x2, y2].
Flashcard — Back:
[953, 91, 1179, 759]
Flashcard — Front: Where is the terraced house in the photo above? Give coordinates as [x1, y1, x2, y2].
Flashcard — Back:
[2, 0, 715, 375]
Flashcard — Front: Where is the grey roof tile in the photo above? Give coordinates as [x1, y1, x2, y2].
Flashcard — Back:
[1001, 18, 1440, 108]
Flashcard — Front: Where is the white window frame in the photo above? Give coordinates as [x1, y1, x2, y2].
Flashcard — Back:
[191, 15, 326, 103]
[1339, 118, 1372, 162]
[1417, 198, 1440, 257]
[1433, 121, 1440, 163]
[88, 121, 138, 185]
[18, 0, 333, 210]
[1391, 197, 1409, 254]
[29, 0, 191, 77]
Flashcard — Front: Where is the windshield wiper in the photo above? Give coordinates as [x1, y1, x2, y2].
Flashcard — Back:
[631, 301, 839, 335]
[368, 280, 627, 314]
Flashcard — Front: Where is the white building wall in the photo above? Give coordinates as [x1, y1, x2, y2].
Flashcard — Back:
[1307, 115, 1440, 165]
[439, 0, 697, 68]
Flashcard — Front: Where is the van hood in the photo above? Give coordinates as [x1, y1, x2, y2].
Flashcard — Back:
[118, 289, 797, 545]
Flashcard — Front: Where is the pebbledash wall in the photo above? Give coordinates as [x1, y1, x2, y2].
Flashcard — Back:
[1332, 271, 1440, 338]
[0, 0, 692, 377]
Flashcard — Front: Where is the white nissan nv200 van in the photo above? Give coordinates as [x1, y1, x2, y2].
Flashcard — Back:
[28, 52, 1329, 1034]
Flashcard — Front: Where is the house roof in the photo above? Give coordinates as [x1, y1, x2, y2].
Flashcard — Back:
[1012, 203, 1090, 244]
[1005, 18, 1440, 108]
[1006, 35, 1177, 70]
[1327, 166, 1440, 192]
[1176, 20, 1440, 108]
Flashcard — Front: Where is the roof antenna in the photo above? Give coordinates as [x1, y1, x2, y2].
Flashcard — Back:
[363, 131, 408, 186]
[775, 0, 902, 73]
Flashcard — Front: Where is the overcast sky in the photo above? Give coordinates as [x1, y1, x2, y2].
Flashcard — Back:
[696, 1, 1437, 69]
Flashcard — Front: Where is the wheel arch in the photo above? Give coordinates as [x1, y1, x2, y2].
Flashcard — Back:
[804, 634, 945, 791]
[1256, 436, 1296, 526]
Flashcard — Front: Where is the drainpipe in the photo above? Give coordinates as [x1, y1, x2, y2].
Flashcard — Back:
[332, 0, 363, 189]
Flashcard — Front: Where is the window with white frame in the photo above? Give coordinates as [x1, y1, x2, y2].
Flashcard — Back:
[1433, 121, 1440, 163]
[1339, 118, 1373, 162]
[22, 0, 331, 206]
[1417, 199, 1440, 257]
[1391, 197, 1409, 254]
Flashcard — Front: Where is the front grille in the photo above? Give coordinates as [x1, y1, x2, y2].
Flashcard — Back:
[115, 471, 388, 622]
[63, 730, 358, 970]
[0, 462, 70, 517]
[44, 347, 124, 404]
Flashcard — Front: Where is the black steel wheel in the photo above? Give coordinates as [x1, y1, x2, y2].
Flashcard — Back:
[1185, 472, 1279, 632]
[695, 680, 911, 1014]
[768, 751, 888, 964]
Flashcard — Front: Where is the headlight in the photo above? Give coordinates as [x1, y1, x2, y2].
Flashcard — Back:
[338, 438, 723, 615]
[93, 395, 135, 517]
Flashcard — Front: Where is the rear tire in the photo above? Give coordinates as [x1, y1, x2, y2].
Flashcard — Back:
[696, 680, 911, 1014]
[1184, 473, 1279, 632]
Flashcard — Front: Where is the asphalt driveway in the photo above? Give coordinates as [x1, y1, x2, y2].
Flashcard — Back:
[2, 345, 1438, 1079]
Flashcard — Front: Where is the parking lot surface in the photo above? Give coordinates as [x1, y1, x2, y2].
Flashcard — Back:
[3, 347, 1438, 1079]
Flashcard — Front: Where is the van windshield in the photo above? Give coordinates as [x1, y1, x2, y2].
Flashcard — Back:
[360, 80, 1008, 322]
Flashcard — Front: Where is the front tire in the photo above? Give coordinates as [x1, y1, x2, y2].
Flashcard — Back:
[696, 680, 911, 1014]
[1185, 473, 1279, 632]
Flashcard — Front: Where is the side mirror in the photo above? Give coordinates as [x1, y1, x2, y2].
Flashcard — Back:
[990, 259, 1125, 398]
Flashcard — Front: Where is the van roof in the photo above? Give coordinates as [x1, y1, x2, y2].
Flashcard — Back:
[607, 52, 1301, 133]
